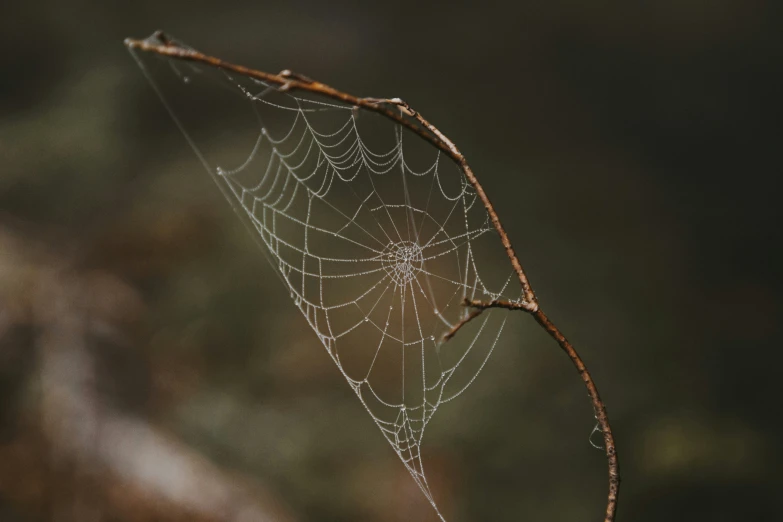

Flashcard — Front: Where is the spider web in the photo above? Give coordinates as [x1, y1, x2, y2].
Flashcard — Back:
[131, 40, 522, 521]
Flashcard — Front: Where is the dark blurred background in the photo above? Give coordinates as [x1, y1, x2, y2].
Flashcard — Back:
[1, 1, 781, 521]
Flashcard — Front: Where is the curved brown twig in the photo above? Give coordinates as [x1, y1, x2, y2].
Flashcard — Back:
[125, 31, 620, 522]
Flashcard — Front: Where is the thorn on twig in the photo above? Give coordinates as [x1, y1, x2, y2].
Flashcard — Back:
[361, 97, 417, 117]
[388, 97, 417, 117]
[151, 30, 173, 46]
[279, 69, 315, 84]
[441, 308, 485, 342]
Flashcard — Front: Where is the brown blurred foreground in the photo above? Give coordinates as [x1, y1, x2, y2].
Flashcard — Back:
[0, 221, 297, 522]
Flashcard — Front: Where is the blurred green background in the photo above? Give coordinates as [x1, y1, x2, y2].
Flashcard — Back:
[1, 1, 781, 521]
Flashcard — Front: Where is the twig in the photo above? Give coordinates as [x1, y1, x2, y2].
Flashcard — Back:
[124, 31, 620, 522]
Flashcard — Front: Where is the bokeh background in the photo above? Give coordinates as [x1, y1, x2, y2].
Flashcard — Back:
[1, 1, 781, 521]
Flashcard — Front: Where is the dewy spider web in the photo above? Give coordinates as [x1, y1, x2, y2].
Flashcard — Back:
[132, 41, 523, 521]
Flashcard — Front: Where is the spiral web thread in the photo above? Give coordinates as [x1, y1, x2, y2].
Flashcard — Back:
[136, 51, 521, 520]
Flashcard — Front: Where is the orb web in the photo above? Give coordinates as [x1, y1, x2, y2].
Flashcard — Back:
[130, 41, 523, 521]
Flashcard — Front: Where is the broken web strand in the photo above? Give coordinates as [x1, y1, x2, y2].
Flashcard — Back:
[130, 45, 523, 522]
